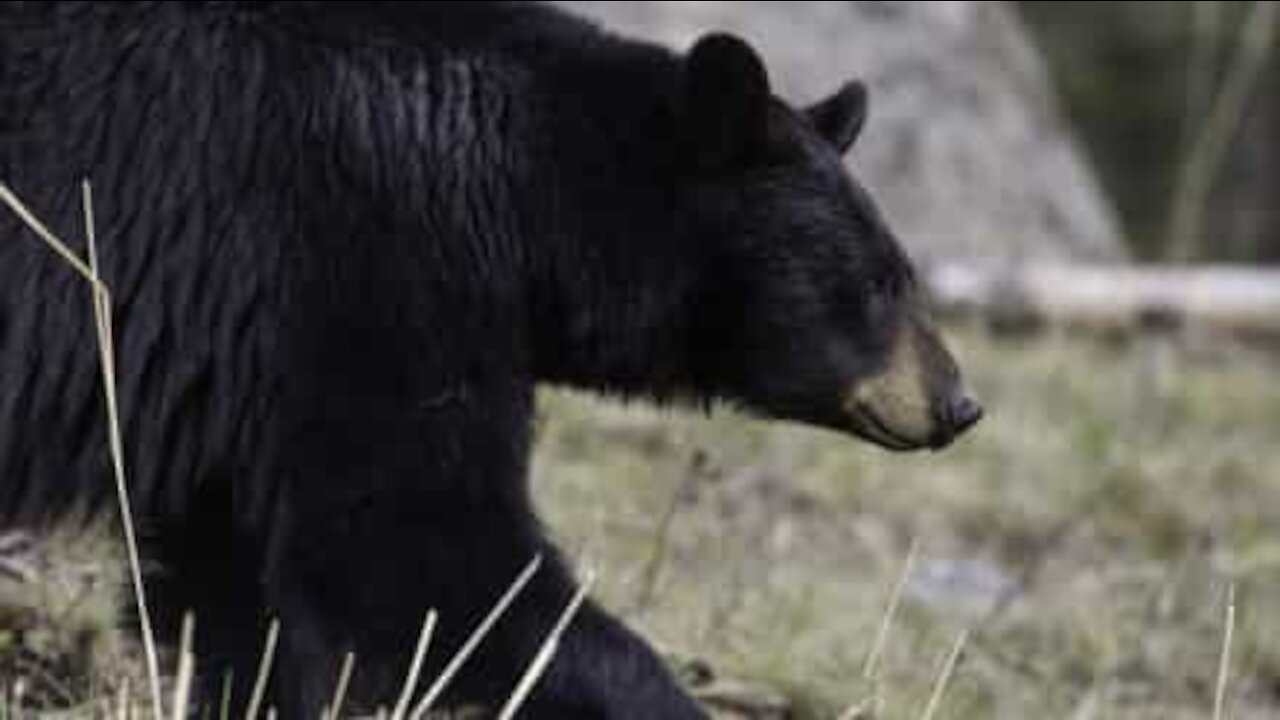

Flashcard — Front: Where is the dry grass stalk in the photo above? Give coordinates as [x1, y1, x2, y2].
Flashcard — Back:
[0, 181, 165, 720]
[391, 610, 438, 720]
[1213, 583, 1236, 720]
[409, 554, 542, 720]
[116, 679, 132, 720]
[324, 651, 356, 720]
[219, 673, 235, 720]
[837, 539, 919, 720]
[496, 570, 596, 720]
[863, 539, 918, 683]
[170, 613, 196, 720]
[918, 628, 969, 720]
[244, 619, 280, 720]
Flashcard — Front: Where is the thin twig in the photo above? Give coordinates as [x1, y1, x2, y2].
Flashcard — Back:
[635, 451, 704, 611]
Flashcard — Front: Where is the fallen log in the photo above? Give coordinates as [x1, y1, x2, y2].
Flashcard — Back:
[925, 264, 1280, 336]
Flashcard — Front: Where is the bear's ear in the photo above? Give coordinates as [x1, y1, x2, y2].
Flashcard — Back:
[805, 81, 868, 154]
[682, 33, 771, 170]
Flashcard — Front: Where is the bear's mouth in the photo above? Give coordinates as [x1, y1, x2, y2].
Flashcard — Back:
[847, 401, 927, 452]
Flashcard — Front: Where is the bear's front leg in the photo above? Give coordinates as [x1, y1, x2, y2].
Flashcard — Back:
[520, 589, 710, 720]
[265, 380, 703, 718]
[267, 497, 705, 719]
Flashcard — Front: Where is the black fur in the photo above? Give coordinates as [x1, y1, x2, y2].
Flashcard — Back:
[0, 3, 925, 717]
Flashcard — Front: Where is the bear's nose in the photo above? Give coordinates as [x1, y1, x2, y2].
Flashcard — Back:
[946, 393, 983, 437]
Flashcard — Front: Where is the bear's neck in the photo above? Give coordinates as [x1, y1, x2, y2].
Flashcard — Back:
[508, 33, 709, 404]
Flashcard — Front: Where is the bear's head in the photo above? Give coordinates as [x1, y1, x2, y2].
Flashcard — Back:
[680, 34, 981, 451]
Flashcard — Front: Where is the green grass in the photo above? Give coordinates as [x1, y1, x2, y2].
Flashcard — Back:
[4, 328, 1280, 718]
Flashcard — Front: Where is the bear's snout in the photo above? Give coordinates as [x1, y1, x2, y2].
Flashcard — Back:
[842, 311, 980, 452]
[930, 390, 983, 449]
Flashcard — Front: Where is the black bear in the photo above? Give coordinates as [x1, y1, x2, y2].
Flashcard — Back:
[0, 2, 981, 717]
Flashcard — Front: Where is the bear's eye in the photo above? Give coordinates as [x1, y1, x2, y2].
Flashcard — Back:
[861, 270, 911, 323]
[862, 284, 893, 322]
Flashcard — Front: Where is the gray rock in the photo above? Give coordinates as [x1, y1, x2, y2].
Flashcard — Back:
[906, 555, 1019, 619]
[557, 1, 1126, 263]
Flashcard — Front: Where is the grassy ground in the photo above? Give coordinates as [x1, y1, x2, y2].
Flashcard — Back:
[532, 327, 1280, 719]
[3, 327, 1280, 718]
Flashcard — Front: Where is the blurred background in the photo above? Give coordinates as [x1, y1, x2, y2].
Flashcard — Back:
[561, 0, 1280, 266]
[534, 2, 1280, 719]
[2, 2, 1278, 719]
